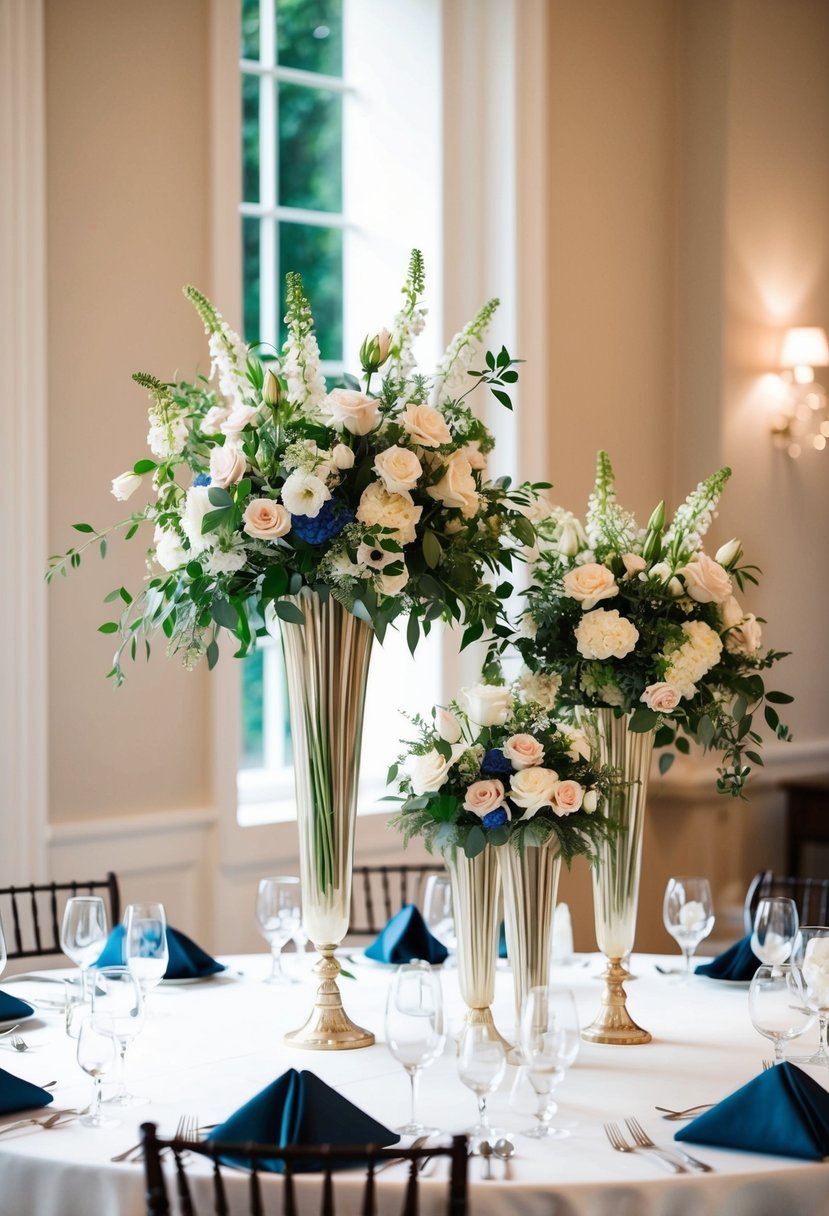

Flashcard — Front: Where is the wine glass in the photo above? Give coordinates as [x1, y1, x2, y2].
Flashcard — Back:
[517, 986, 580, 1138]
[751, 898, 799, 970]
[91, 966, 145, 1105]
[663, 877, 715, 975]
[457, 1023, 506, 1149]
[384, 961, 446, 1135]
[423, 876, 456, 960]
[791, 926, 829, 1065]
[256, 877, 302, 984]
[76, 1016, 119, 1128]
[748, 964, 816, 1062]
[124, 902, 169, 999]
[61, 897, 108, 1000]
[64, 978, 92, 1040]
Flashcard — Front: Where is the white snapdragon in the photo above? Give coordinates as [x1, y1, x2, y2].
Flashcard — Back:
[283, 332, 327, 414]
[147, 416, 188, 458]
[180, 486, 215, 555]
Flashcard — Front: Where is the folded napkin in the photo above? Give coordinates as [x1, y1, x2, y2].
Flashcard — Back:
[676, 1062, 829, 1160]
[499, 921, 508, 959]
[364, 904, 448, 965]
[0, 1068, 53, 1117]
[695, 934, 760, 981]
[96, 924, 226, 980]
[207, 1068, 399, 1173]
[0, 991, 34, 1022]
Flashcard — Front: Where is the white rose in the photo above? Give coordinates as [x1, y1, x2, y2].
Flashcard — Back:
[503, 734, 545, 769]
[726, 614, 763, 656]
[426, 452, 480, 518]
[680, 553, 732, 605]
[374, 445, 423, 497]
[641, 682, 681, 712]
[180, 485, 215, 554]
[407, 744, 467, 795]
[668, 577, 684, 597]
[463, 684, 514, 728]
[221, 404, 259, 436]
[562, 563, 619, 611]
[210, 442, 247, 488]
[715, 538, 743, 567]
[376, 568, 410, 597]
[582, 789, 598, 814]
[437, 709, 463, 744]
[557, 725, 591, 762]
[331, 443, 355, 470]
[281, 470, 331, 518]
[322, 388, 381, 436]
[401, 402, 452, 448]
[462, 440, 488, 471]
[509, 766, 560, 817]
[575, 609, 639, 661]
[356, 482, 422, 546]
[720, 595, 745, 630]
[147, 417, 188, 458]
[153, 526, 187, 571]
[243, 499, 291, 540]
[557, 521, 582, 558]
[200, 405, 230, 436]
[111, 472, 142, 502]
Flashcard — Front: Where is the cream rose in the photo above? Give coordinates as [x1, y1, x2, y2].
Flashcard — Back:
[502, 734, 545, 770]
[640, 682, 681, 713]
[575, 609, 639, 661]
[715, 538, 743, 568]
[376, 569, 410, 597]
[552, 780, 584, 815]
[726, 614, 763, 656]
[557, 521, 583, 558]
[374, 445, 423, 497]
[356, 482, 422, 545]
[209, 442, 247, 488]
[462, 440, 488, 471]
[426, 452, 480, 518]
[243, 498, 291, 540]
[680, 553, 732, 605]
[559, 726, 591, 762]
[200, 404, 230, 436]
[401, 402, 452, 448]
[437, 709, 463, 744]
[111, 472, 142, 502]
[509, 767, 560, 817]
[221, 403, 259, 436]
[331, 443, 355, 470]
[463, 779, 506, 816]
[322, 388, 381, 436]
[463, 684, 514, 727]
[407, 744, 467, 795]
[719, 595, 745, 630]
[582, 789, 599, 814]
[562, 563, 619, 610]
[518, 669, 560, 710]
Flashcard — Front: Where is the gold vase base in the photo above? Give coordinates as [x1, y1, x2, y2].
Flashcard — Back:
[284, 945, 375, 1051]
[458, 1007, 512, 1053]
[580, 957, 651, 1046]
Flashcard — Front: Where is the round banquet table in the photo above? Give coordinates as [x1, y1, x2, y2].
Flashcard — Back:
[0, 952, 827, 1216]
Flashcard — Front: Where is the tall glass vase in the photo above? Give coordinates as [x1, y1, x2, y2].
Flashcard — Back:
[582, 708, 656, 1045]
[443, 845, 509, 1046]
[278, 588, 374, 1050]
[499, 840, 561, 1035]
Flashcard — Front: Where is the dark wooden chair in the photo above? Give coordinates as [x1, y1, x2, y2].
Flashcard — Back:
[141, 1122, 469, 1216]
[349, 864, 446, 936]
[0, 873, 120, 960]
[743, 870, 829, 933]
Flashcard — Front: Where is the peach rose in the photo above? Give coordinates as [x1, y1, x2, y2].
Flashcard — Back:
[562, 563, 619, 610]
[322, 388, 381, 436]
[509, 767, 560, 817]
[331, 443, 355, 470]
[437, 709, 463, 744]
[374, 445, 423, 496]
[680, 553, 732, 605]
[401, 402, 452, 448]
[243, 498, 291, 540]
[463, 779, 506, 816]
[552, 780, 584, 815]
[622, 553, 647, 579]
[209, 442, 247, 488]
[502, 734, 544, 770]
[640, 682, 681, 713]
[426, 452, 479, 518]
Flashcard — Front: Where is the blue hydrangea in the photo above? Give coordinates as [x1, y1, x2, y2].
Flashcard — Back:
[482, 808, 509, 831]
[193, 474, 212, 487]
[481, 748, 512, 777]
[291, 498, 355, 545]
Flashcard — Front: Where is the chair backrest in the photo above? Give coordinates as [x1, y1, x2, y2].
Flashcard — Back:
[349, 864, 446, 936]
[744, 870, 829, 933]
[0, 873, 121, 959]
[140, 1122, 469, 1216]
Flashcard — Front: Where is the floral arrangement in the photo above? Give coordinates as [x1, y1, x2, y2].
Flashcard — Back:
[510, 451, 792, 796]
[47, 252, 540, 679]
[388, 679, 613, 861]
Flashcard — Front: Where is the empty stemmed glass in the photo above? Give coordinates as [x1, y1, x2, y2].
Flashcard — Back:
[91, 966, 145, 1105]
[124, 902, 169, 1001]
[457, 1023, 506, 1149]
[663, 877, 715, 975]
[751, 898, 799, 972]
[256, 877, 302, 984]
[792, 926, 829, 1065]
[517, 986, 580, 1138]
[77, 1015, 119, 1128]
[423, 876, 456, 963]
[748, 964, 815, 1062]
[61, 897, 109, 1000]
[385, 961, 446, 1135]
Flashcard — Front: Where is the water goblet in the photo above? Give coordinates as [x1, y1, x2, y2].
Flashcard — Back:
[64, 978, 92, 1040]
[748, 964, 815, 1062]
[91, 966, 145, 1105]
[457, 1023, 506, 1149]
[751, 898, 799, 971]
[423, 875, 456, 961]
[77, 1016, 119, 1128]
[256, 877, 302, 984]
[61, 897, 108, 1000]
[792, 926, 829, 1065]
[663, 877, 715, 975]
[385, 961, 446, 1135]
[518, 986, 580, 1138]
[124, 902, 169, 1000]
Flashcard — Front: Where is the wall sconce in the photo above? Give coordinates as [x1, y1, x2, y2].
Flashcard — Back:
[771, 326, 829, 458]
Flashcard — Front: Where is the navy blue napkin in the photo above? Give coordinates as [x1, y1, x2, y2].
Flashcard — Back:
[0, 1068, 53, 1117]
[695, 934, 759, 981]
[499, 921, 508, 959]
[364, 904, 448, 965]
[207, 1068, 399, 1173]
[96, 924, 226, 980]
[0, 991, 34, 1022]
[676, 1062, 829, 1160]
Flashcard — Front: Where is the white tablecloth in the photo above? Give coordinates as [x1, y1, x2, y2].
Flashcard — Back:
[1, 953, 827, 1216]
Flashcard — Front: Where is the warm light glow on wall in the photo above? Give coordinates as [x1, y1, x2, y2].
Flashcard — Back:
[771, 326, 829, 457]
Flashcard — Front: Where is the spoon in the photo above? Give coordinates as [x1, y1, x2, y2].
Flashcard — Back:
[478, 1140, 493, 1180]
[493, 1138, 514, 1179]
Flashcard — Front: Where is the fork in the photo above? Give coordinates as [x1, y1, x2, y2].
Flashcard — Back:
[111, 1113, 195, 1165]
[0, 1025, 19, 1037]
[0, 1109, 80, 1137]
[655, 1103, 714, 1120]
[762, 1059, 775, 1071]
[625, 1116, 712, 1173]
[604, 1122, 686, 1173]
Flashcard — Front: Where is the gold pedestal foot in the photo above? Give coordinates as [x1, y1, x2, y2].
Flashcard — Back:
[580, 957, 651, 1045]
[285, 946, 374, 1051]
[458, 1007, 512, 1053]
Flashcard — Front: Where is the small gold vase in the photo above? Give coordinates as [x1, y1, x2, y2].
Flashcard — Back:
[499, 840, 561, 1034]
[443, 845, 508, 1045]
[582, 708, 655, 1046]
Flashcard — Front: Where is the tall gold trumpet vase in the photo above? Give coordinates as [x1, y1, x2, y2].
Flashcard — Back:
[499, 840, 561, 1035]
[582, 708, 656, 1046]
[278, 589, 374, 1050]
[444, 845, 508, 1046]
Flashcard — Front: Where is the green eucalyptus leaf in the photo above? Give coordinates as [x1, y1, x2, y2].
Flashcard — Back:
[274, 600, 306, 625]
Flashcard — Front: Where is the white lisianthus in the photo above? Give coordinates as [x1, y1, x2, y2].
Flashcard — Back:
[518, 669, 560, 709]
[221, 404, 259, 436]
[373, 445, 423, 497]
[641, 682, 682, 713]
[463, 683, 513, 727]
[680, 553, 732, 605]
[562, 563, 619, 611]
[331, 443, 355, 470]
[726, 614, 763, 656]
[210, 442, 247, 488]
[111, 472, 142, 502]
[180, 486, 215, 554]
[376, 568, 410, 597]
[647, 562, 672, 584]
[663, 620, 723, 699]
[356, 482, 422, 545]
[407, 743, 467, 795]
[200, 405, 229, 436]
[426, 452, 480, 518]
[281, 470, 331, 518]
[147, 417, 188, 458]
[206, 547, 247, 575]
[243, 499, 291, 540]
[153, 526, 187, 572]
[322, 388, 381, 436]
[509, 767, 560, 817]
[575, 609, 639, 661]
[401, 401, 452, 448]
[436, 709, 463, 744]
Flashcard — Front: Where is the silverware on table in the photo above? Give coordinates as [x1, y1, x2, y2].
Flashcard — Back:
[625, 1116, 712, 1173]
[655, 1103, 715, 1120]
[762, 1059, 775, 1071]
[604, 1122, 687, 1173]
[0, 1109, 80, 1137]
[478, 1140, 494, 1180]
[110, 1113, 202, 1165]
[0, 1033, 29, 1052]
[373, 1134, 430, 1176]
[493, 1138, 514, 1179]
